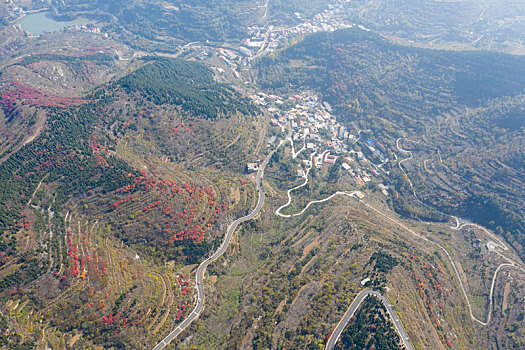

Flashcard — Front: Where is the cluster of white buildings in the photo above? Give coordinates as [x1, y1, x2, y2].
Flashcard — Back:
[241, 0, 354, 55]
[5, 0, 28, 19]
[251, 90, 389, 190]
[209, 47, 253, 79]
[66, 24, 107, 37]
[188, 2, 366, 81]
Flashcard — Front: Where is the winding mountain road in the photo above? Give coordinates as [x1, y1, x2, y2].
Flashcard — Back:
[152, 139, 283, 350]
[259, 0, 269, 20]
[395, 137, 525, 325]
[325, 289, 414, 350]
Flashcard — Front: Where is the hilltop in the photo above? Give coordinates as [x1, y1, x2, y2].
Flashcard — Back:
[0, 55, 265, 348]
[257, 28, 525, 259]
[0, 1, 524, 349]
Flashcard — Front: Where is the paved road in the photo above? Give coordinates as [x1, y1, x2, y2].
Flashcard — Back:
[152, 140, 282, 350]
[395, 138, 525, 325]
[258, 0, 269, 19]
[325, 289, 414, 350]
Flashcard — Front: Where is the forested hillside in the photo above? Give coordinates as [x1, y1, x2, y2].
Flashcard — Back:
[0, 56, 262, 349]
[258, 28, 525, 116]
[118, 57, 258, 119]
[334, 295, 402, 350]
[257, 28, 525, 258]
[1, 1, 524, 349]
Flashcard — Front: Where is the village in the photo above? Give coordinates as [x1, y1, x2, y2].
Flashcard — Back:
[247, 90, 392, 197]
[193, 0, 358, 81]
[241, 0, 355, 57]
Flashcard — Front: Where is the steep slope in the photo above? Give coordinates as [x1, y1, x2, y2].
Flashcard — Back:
[0, 56, 263, 349]
[257, 27, 525, 258]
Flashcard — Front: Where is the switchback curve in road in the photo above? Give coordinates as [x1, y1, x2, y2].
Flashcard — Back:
[276, 137, 524, 328]
[395, 138, 525, 325]
[362, 200, 524, 326]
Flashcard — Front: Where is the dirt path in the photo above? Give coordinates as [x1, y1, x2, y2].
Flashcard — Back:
[23, 110, 46, 146]
[152, 309, 170, 334]
[275, 135, 525, 328]
[502, 281, 511, 311]
[253, 118, 267, 156]
[27, 174, 48, 206]
[224, 133, 242, 149]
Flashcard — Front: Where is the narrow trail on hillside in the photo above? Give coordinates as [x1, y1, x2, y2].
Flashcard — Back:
[275, 137, 525, 328]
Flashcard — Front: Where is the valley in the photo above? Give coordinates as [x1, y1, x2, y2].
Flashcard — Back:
[0, 1, 524, 349]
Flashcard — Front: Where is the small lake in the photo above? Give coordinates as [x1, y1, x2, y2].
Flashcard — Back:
[16, 12, 90, 35]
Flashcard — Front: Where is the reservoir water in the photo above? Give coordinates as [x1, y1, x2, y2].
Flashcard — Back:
[16, 12, 90, 35]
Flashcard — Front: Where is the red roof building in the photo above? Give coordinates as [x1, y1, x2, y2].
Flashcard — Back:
[324, 153, 337, 164]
